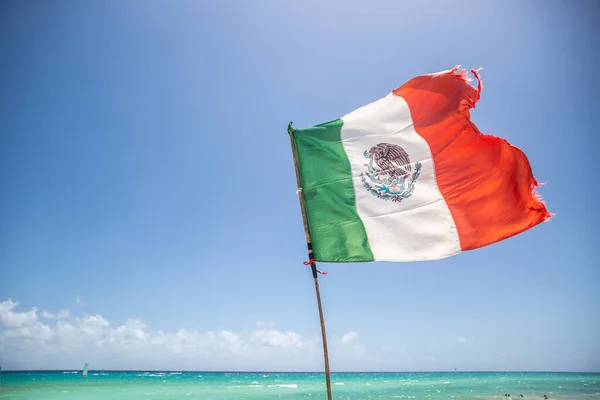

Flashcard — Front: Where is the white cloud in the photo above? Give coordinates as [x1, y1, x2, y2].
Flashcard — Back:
[333, 332, 369, 367]
[255, 320, 275, 329]
[340, 332, 357, 346]
[3, 299, 591, 372]
[0, 299, 38, 328]
[0, 299, 324, 371]
[41, 309, 70, 320]
[250, 330, 312, 349]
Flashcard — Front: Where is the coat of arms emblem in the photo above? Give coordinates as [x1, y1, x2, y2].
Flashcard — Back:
[359, 143, 422, 202]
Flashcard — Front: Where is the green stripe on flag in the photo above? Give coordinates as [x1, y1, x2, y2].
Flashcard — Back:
[292, 119, 374, 262]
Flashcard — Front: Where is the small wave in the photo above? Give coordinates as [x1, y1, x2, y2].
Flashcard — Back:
[335, 382, 345, 385]
[63, 371, 78, 374]
[268, 384, 298, 389]
[230, 384, 263, 388]
[169, 372, 182, 375]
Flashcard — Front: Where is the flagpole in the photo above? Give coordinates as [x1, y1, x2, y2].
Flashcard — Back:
[288, 122, 333, 400]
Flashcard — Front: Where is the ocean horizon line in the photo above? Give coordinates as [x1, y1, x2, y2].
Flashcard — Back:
[2, 369, 598, 374]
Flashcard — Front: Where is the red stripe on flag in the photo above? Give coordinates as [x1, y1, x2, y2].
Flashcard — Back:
[393, 67, 551, 251]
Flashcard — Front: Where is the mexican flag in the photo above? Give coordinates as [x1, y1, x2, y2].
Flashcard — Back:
[289, 67, 551, 263]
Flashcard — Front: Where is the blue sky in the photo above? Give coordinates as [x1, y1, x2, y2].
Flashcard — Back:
[1, 0, 598, 372]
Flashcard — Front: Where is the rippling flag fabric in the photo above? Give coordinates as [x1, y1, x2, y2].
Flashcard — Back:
[289, 67, 551, 262]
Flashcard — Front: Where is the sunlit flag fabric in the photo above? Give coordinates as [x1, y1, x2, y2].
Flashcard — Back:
[289, 67, 551, 263]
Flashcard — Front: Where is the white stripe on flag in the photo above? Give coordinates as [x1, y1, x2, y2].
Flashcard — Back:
[340, 93, 461, 261]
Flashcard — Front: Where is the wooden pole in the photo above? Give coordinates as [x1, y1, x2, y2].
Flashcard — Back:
[288, 122, 333, 400]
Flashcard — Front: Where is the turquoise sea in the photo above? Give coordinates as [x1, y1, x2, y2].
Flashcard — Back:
[1, 371, 598, 399]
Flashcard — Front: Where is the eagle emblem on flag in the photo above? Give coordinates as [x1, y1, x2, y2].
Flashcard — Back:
[359, 143, 422, 202]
